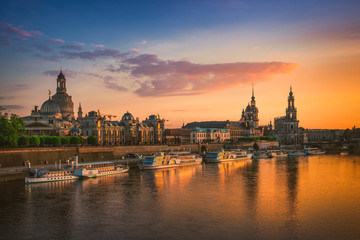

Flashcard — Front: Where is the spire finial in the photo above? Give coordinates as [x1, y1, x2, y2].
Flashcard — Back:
[60, 67, 62, 73]
[252, 83, 254, 98]
[48, 89, 51, 99]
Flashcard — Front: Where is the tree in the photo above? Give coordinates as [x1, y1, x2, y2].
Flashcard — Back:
[29, 136, 40, 146]
[70, 136, 81, 145]
[87, 135, 98, 145]
[60, 137, 70, 145]
[0, 113, 25, 148]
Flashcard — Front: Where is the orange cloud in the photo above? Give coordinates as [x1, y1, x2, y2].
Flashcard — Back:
[108, 54, 297, 97]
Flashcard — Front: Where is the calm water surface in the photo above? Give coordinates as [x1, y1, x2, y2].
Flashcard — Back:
[1, 155, 360, 240]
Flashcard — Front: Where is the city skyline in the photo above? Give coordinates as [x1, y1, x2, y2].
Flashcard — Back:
[1, 0, 359, 129]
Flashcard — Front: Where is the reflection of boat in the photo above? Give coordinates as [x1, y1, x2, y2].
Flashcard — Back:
[287, 150, 306, 156]
[305, 148, 326, 155]
[138, 152, 202, 170]
[206, 150, 252, 163]
[74, 161, 129, 178]
[25, 169, 78, 184]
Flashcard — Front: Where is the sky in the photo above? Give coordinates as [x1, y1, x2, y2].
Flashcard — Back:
[0, 0, 359, 129]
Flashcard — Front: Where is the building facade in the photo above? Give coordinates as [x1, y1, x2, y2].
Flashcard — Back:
[190, 128, 230, 143]
[22, 105, 72, 136]
[22, 69, 77, 136]
[165, 129, 192, 144]
[80, 111, 165, 145]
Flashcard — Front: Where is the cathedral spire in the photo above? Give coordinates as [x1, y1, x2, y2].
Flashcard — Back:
[250, 84, 256, 106]
[78, 102, 83, 120]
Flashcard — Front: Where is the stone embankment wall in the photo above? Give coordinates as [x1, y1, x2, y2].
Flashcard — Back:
[0, 144, 203, 168]
[0, 141, 278, 168]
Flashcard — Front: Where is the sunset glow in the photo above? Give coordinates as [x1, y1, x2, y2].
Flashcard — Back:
[1, 0, 359, 129]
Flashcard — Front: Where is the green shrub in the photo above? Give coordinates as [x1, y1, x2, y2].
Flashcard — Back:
[60, 137, 70, 145]
[18, 136, 29, 146]
[39, 136, 45, 145]
[87, 135, 98, 145]
[70, 136, 81, 145]
[44, 136, 52, 145]
[51, 136, 61, 146]
[29, 136, 40, 146]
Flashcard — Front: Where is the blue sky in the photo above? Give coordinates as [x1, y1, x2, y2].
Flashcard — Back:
[1, 0, 360, 128]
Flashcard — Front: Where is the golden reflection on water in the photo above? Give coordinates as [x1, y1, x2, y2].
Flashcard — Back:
[4, 155, 360, 239]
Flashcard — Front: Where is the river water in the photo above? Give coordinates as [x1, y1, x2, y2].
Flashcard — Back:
[1, 155, 360, 240]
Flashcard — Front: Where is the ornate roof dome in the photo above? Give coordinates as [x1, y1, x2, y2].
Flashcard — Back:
[148, 114, 157, 120]
[40, 97, 62, 119]
[121, 111, 134, 121]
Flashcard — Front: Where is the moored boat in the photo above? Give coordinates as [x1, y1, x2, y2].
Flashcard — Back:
[206, 150, 251, 163]
[287, 150, 306, 156]
[252, 151, 270, 159]
[305, 148, 326, 155]
[138, 152, 180, 170]
[73, 161, 129, 178]
[267, 150, 288, 157]
[25, 169, 78, 184]
[169, 152, 203, 166]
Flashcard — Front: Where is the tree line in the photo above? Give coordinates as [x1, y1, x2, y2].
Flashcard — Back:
[0, 112, 98, 148]
[17, 135, 98, 147]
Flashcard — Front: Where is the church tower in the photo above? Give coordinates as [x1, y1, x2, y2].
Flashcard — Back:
[78, 103, 83, 120]
[285, 86, 299, 133]
[286, 86, 297, 120]
[52, 68, 75, 121]
[56, 67, 67, 93]
[241, 84, 259, 131]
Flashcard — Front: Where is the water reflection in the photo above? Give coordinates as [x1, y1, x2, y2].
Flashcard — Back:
[1, 155, 360, 240]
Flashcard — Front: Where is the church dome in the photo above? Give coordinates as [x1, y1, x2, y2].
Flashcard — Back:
[121, 111, 134, 121]
[148, 114, 157, 120]
[40, 97, 62, 119]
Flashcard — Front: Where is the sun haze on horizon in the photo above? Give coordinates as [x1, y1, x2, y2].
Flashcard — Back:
[0, 0, 359, 129]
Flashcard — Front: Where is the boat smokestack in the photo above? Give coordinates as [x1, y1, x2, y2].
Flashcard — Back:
[74, 154, 78, 166]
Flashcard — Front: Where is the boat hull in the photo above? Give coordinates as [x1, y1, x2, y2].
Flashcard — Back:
[76, 168, 129, 178]
[25, 175, 79, 184]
